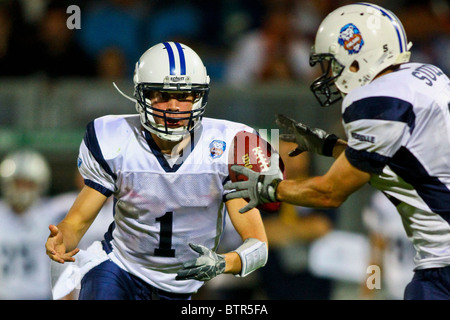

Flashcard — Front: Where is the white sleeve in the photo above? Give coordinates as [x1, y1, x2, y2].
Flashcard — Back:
[345, 119, 408, 157]
[342, 95, 413, 174]
[77, 121, 116, 196]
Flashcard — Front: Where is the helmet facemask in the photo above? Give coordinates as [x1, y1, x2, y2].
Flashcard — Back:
[135, 83, 209, 142]
[309, 51, 345, 107]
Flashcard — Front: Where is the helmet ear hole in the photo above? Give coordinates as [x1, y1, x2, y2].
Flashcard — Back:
[350, 60, 359, 72]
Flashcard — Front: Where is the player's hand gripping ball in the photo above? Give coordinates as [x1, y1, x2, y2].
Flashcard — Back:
[228, 131, 284, 212]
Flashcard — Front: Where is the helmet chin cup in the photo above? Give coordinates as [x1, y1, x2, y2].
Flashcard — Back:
[134, 82, 208, 142]
[146, 124, 187, 142]
[138, 102, 194, 142]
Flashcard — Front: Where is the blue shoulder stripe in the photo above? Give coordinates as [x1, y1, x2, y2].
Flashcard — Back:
[84, 179, 113, 197]
[343, 96, 415, 132]
[83, 121, 117, 181]
[347, 144, 450, 215]
[389, 147, 450, 215]
[345, 147, 388, 174]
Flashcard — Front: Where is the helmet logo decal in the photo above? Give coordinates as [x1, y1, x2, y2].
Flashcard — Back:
[338, 23, 364, 54]
[209, 140, 226, 159]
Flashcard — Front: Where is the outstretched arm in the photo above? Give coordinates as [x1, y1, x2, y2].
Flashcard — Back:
[225, 151, 371, 212]
[45, 185, 107, 263]
[276, 152, 370, 208]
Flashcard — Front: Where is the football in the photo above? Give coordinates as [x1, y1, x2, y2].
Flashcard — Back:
[228, 131, 284, 212]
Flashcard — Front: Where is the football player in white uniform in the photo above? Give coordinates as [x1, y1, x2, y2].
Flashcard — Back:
[45, 42, 268, 300]
[0, 149, 60, 299]
[361, 190, 415, 300]
[225, 3, 450, 300]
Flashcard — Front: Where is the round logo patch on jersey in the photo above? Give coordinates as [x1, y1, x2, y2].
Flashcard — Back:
[338, 23, 364, 54]
[209, 140, 226, 159]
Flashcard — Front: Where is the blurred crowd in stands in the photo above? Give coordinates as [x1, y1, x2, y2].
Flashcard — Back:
[0, 0, 448, 83]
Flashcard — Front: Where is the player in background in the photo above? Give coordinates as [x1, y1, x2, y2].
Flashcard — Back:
[361, 190, 415, 300]
[225, 3, 450, 300]
[46, 42, 268, 300]
[0, 149, 62, 299]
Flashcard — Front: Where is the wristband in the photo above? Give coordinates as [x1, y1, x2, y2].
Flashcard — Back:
[267, 178, 282, 202]
[322, 134, 339, 157]
[258, 177, 282, 202]
[233, 238, 268, 277]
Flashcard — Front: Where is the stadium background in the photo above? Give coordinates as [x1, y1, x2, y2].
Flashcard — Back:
[0, 0, 448, 299]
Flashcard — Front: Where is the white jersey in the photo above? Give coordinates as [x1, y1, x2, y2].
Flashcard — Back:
[342, 62, 450, 270]
[0, 199, 64, 299]
[362, 191, 415, 299]
[77, 115, 255, 294]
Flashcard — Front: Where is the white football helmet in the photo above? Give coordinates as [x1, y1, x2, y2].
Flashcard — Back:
[310, 2, 412, 106]
[116, 42, 210, 142]
[0, 149, 51, 212]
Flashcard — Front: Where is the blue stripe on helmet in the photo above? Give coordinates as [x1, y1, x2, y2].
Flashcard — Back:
[174, 42, 186, 75]
[386, 9, 408, 51]
[357, 3, 405, 52]
[163, 41, 176, 75]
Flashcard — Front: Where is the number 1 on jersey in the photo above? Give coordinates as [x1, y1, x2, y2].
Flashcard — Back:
[154, 212, 176, 257]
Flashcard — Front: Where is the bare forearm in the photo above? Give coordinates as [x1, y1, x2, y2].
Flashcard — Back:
[277, 149, 370, 210]
[223, 252, 242, 274]
[57, 185, 107, 251]
[276, 177, 342, 208]
[56, 218, 86, 252]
